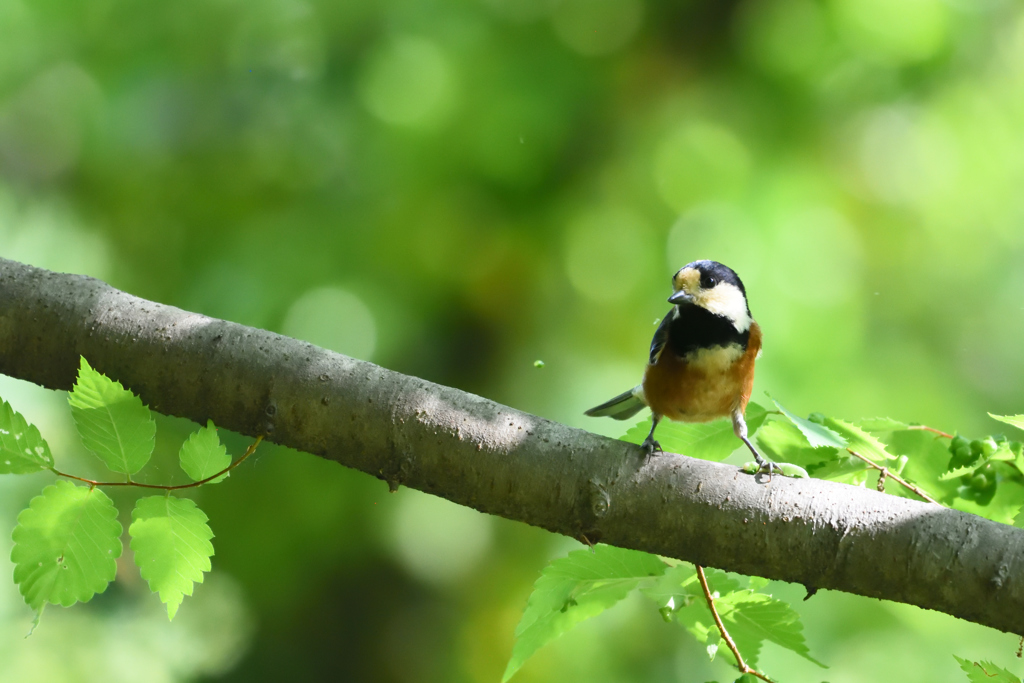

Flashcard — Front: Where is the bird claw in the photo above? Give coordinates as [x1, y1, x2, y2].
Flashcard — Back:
[741, 460, 808, 480]
[640, 437, 662, 458]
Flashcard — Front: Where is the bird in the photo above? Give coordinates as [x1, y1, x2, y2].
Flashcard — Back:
[585, 260, 775, 474]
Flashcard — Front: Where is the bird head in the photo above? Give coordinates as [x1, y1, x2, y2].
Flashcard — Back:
[668, 260, 752, 332]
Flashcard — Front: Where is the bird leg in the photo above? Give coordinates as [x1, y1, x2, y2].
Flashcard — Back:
[641, 414, 662, 457]
[732, 409, 777, 478]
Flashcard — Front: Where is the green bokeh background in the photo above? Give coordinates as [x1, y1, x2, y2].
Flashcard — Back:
[1, 0, 1024, 680]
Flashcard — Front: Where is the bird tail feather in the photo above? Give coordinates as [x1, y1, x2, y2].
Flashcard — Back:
[584, 387, 646, 420]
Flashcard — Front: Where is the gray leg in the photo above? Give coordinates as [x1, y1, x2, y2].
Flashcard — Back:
[641, 414, 662, 456]
[732, 409, 776, 477]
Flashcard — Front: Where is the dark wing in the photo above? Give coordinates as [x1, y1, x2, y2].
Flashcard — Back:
[649, 309, 674, 365]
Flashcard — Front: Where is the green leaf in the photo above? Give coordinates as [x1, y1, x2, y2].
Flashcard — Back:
[660, 567, 742, 640]
[716, 590, 827, 668]
[857, 417, 909, 432]
[623, 402, 768, 461]
[823, 418, 894, 463]
[954, 655, 1021, 683]
[990, 414, 1024, 433]
[756, 420, 839, 470]
[769, 396, 847, 449]
[939, 465, 974, 482]
[0, 398, 54, 473]
[179, 420, 230, 484]
[503, 545, 667, 682]
[880, 430, 959, 501]
[951, 470, 1022, 524]
[667, 571, 824, 669]
[130, 495, 215, 620]
[777, 463, 809, 478]
[11, 481, 122, 612]
[640, 563, 698, 610]
[68, 357, 156, 475]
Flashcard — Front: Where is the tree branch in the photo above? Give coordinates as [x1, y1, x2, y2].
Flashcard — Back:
[1, 257, 1023, 634]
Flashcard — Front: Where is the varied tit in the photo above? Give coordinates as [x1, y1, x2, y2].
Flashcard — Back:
[585, 260, 775, 474]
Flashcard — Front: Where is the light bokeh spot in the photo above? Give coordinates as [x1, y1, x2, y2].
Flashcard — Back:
[736, 0, 828, 78]
[0, 192, 110, 280]
[0, 63, 101, 182]
[281, 287, 377, 360]
[358, 36, 456, 128]
[564, 206, 653, 302]
[666, 202, 766, 286]
[654, 121, 751, 213]
[857, 106, 958, 206]
[551, 0, 644, 56]
[228, 0, 326, 81]
[831, 0, 950, 64]
[390, 490, 493, 586]
[771, 207, 863, 306]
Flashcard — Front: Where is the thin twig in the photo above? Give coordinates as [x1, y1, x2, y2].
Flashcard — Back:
[906, 425, 955, 439]
[847, 448, 940, 505]
[695, 565, 776, 683]
[51, 436, 264, 490]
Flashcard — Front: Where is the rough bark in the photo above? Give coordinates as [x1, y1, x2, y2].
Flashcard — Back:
[0, 257, 1021, 634]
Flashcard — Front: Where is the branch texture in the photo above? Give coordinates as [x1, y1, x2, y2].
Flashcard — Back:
[1, 257, 1022, 634]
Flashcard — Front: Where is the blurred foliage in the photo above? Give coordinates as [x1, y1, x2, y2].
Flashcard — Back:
[2, 0, 1024, 680]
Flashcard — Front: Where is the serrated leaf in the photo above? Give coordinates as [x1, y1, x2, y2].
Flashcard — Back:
[990, 414, 1024, 433]
[823, 418, 895, 463]
[939, 465, 974, 482]
[130, 495, 215, 620]
[11, 481, 122, 611]
[806, 456, 869, 484]
[68, 357, 156, 475]
[503, 545, 667, 682]
[179, 420, 230, 484]
[756, 420, 839, 471]
[666, 568, 744, 643]
[1014, 506, 1024, 529]
[769, 397, 847, 449]
[954, 655, 1021, 683]
[0, 398, 54, 473]
[640, 564, 698, 609]
[857, 417, 909, 432]
[663, 565, 745, 643]
[717, 591, 826, 668]
[623, 402, 768, 461]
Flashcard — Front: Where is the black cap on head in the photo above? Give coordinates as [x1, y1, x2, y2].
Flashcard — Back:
[679, 260, 746, 296]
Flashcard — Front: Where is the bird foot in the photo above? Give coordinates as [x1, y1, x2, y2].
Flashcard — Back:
[740, 459, 809, 480]
[640, 436, 662, 458]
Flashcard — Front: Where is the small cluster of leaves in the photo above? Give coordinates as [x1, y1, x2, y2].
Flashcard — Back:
[954, 656, 1021, 683]
[2, 357, 234, 622]
[506, 398, 1024, 681]
[502, 545, 822, 683]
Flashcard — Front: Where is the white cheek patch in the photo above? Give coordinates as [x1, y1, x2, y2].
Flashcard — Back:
[699, 283, 751, 332]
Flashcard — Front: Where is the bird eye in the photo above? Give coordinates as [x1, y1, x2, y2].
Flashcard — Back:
[701, 274, 716, 288]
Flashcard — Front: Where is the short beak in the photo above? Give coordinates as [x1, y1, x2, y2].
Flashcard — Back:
[667, 290, 693, 305]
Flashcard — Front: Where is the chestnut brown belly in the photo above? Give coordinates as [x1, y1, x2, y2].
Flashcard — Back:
[642, 342, 754, 422]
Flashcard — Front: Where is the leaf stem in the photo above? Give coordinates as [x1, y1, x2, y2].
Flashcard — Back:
[906, 425, 954, 439]
[51, 436, 264, 490]
[695, 565, 776, 683]
[846, 448, 940, 505]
